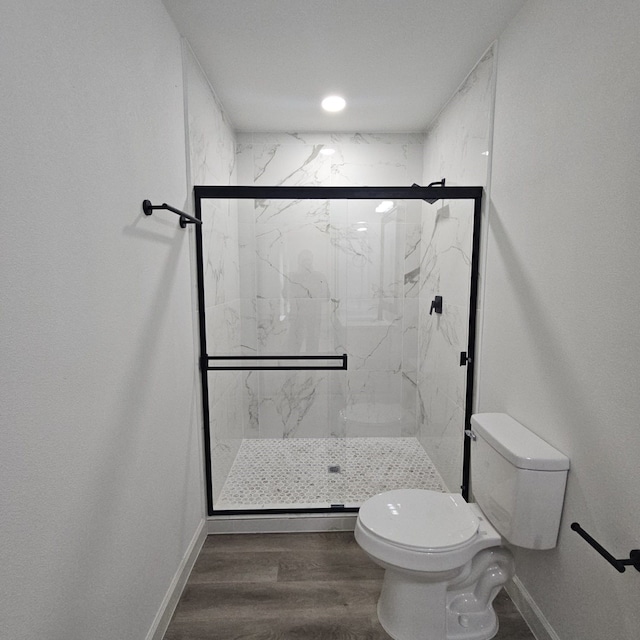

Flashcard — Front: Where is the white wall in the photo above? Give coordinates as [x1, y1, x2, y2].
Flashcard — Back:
[480, 0, 640, 637]
[0, 2, 204, 639]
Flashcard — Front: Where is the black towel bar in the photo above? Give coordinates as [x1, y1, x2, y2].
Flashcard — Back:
[203, 354, 348, 371]
[571, 522, 640, 573]
[142, 200, 201, 228]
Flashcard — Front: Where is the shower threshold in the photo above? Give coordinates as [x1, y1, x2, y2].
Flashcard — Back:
[213, 437, 446, 512]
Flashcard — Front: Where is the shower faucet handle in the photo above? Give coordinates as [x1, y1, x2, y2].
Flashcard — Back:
[429, 295, 443, 315]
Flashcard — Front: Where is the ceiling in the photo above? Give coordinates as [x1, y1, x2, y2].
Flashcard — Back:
[162, 0, 526, 133]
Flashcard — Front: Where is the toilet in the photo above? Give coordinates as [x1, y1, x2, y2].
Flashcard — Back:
[355, 413, 570, 640]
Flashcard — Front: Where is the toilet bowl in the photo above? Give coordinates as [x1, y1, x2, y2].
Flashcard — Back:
[355, 413, 570, 640]
[355, 489, 513, 640]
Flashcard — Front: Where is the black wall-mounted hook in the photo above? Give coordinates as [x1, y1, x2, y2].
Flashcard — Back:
[142, 200, 202, 228]
[571, 522, 640, 573]
[429, 295, 443, 315]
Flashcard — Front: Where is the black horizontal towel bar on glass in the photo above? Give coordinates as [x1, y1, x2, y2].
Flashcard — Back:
[204, 354, 348, 371]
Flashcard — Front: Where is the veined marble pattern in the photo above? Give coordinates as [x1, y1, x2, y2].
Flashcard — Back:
[236, 136, 425, 441]
[214, 437, 446, 510]
[184, 43, 244, 495]
[417, 44, 496, 491]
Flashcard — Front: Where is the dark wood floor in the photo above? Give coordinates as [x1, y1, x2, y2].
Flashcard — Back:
[164, 532, 535, 640]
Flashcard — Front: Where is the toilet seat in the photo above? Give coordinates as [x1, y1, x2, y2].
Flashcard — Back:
[358, 489, 479, 552]
[355, 489, 502, 573]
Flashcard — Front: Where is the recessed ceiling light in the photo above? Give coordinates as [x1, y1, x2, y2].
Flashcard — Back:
[321, 95, 346, 112]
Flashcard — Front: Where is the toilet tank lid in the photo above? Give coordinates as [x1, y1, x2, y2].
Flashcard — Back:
[471, 413, 570, 471]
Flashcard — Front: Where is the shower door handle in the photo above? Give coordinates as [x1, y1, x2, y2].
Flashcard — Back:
[204, 354, 348, 371]
[429, 295, 443, 315]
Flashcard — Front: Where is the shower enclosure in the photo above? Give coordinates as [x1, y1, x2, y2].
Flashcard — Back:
[194, 184, 482, 515]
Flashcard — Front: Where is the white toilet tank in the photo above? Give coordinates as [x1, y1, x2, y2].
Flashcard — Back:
[470, 413, 570, 550]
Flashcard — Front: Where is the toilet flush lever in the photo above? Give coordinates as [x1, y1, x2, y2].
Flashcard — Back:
[465, 429, 477, 441]
[429, 295, 443, 315]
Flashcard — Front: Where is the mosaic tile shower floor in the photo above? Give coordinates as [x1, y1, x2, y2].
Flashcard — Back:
[214, 437, 447, 510]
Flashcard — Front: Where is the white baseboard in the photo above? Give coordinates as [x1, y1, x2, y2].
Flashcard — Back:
[208, 512, 358, 534]
[506, 575, 561, 640]
[146, 518, 207, 640]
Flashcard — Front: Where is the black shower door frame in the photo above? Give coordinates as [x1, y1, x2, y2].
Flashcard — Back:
[194, 185, 483, 516]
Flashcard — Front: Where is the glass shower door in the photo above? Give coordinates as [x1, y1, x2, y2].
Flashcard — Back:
[205, 196, 350, 510]
[196, 187, 481, 513]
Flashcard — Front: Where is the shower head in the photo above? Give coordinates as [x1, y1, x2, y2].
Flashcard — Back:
[412, 180, 446, 204]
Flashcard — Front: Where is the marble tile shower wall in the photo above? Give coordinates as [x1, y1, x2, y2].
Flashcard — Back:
[418, 46, 496, 490]
[183, 45, 241, 499]
[236, 133, 426, 440]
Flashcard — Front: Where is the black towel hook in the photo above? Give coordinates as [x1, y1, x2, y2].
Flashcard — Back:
[142, 200, 202, 229]
[571, 522, 640, 573]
